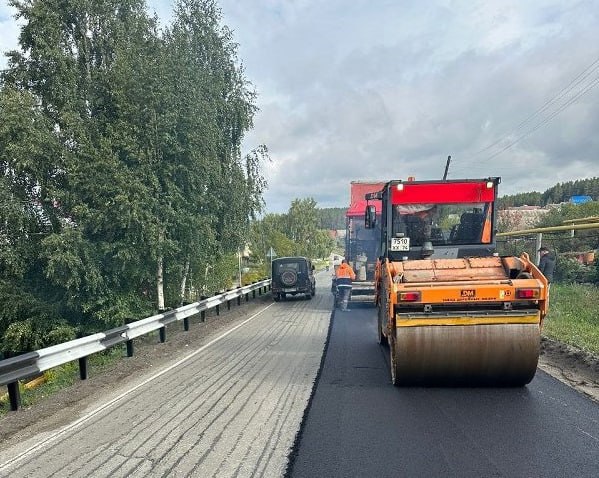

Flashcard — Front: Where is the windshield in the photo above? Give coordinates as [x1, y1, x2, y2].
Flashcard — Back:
[391, 202, 492, 247]
[347, 216, 382, 262]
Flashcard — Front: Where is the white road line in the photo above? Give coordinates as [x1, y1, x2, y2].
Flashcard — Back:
[0, 303, 275, 473]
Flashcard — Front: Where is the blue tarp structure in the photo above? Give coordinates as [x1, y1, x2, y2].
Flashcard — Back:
[569, 195, 592, 204]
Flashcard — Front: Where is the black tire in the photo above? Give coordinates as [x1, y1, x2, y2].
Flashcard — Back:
[273, 293, 280, 302]
[377, 304, 388, 346]
[280, 270, 297, 287]
[389, 319, 399, 386]
[306, 292, 313, 300]
[378, 281, 388, 346]
[281, 293, 286, 301]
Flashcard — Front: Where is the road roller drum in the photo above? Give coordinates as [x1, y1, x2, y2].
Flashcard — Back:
[392, 323, 540, 386]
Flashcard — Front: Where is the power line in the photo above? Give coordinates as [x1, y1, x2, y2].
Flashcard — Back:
[480, 73, 599, 163]
[474, 55, 599, 156]
[512, 57, 599, 132]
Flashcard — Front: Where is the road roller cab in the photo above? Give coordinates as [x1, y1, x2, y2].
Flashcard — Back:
[365, 178, 549, 386]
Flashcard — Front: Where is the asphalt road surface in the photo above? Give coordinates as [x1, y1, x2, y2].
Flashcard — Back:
[289, 304, 599, 478]
[2, 275, 598, 478]
[0, 274, 332, 478]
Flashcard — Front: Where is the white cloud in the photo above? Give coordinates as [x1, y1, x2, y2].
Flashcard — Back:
[216, 0, 599, 210]
[2, 0, 598, 211]
[0, 3, 21, 69]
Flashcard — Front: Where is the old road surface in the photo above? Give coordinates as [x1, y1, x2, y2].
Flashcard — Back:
[289, 302, 599, 478]
[0, 273, 332, 478]
[2, 273, 599, 478]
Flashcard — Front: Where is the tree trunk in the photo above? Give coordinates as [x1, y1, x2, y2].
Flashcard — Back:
[180, 258, 190, 305]
[157, 256, 165, 311]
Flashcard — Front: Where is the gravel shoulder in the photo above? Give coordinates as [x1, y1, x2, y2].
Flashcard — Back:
[1, 298, 597, 450]
[539, 336, 599, 402]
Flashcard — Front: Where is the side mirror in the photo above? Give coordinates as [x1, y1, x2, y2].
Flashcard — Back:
[365, 205, 376, 229]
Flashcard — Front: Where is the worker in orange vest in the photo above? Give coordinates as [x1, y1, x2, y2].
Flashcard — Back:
[336, 259, 356, 311]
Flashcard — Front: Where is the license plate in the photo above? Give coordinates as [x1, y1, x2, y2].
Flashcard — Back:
[390, 237, 410, 251]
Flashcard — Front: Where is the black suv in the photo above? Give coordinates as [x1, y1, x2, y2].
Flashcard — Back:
[271, 257, 316, 301]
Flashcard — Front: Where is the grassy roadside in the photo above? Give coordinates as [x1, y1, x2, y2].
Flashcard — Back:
[543, 283, 599, 355]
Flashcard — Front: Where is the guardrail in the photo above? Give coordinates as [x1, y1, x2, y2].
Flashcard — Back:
[0, 279, 271, 411]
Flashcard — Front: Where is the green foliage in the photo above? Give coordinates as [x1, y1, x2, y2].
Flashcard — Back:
[554, 257, 596, 284]
[248, 198, 337, 263]
[498, 178, 599, 208]
[0, 280, 77, 355]
[535, 202, 599, 228]
[317, 208, 347, 230]
[532, 202, 599, 265]
[543, 283, 599, 355]
[541, 177, 599, 204]
[242, 269, 267, 285]
[287, 198, 319, 246]
[0, 0, 266, 352]
[497, 191, 542, 209]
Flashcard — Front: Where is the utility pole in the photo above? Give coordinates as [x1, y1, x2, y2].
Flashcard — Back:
[267, 247, 277, 277]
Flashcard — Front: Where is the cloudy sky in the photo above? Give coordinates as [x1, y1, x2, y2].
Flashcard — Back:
[2, 1, 598, 212]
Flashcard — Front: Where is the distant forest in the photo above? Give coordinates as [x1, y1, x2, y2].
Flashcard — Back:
[316, 207, 347, 230]
[498, 177, 599, 208]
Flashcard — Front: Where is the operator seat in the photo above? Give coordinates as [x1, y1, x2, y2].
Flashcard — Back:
[404, 215, 426, 244]
[454, 212, 484, 243]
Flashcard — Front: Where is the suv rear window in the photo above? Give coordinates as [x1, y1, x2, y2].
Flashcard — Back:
[275, 262, 301, 273]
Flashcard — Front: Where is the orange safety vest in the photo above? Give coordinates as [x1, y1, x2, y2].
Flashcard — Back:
[336, 263, 356, 281]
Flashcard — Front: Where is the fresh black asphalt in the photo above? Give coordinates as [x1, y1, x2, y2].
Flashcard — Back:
[289, 304, 599, 478]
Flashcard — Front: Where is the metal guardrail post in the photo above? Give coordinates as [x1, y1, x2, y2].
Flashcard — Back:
[183, 317, 190, 331]
[79, 356, 88, 380]
[245, 292, 249, 302]
[8, 382, 20, 411]
[126, 340, 134, 357]
[201, 296, 207, 321]
[159, 327, 166, 343]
